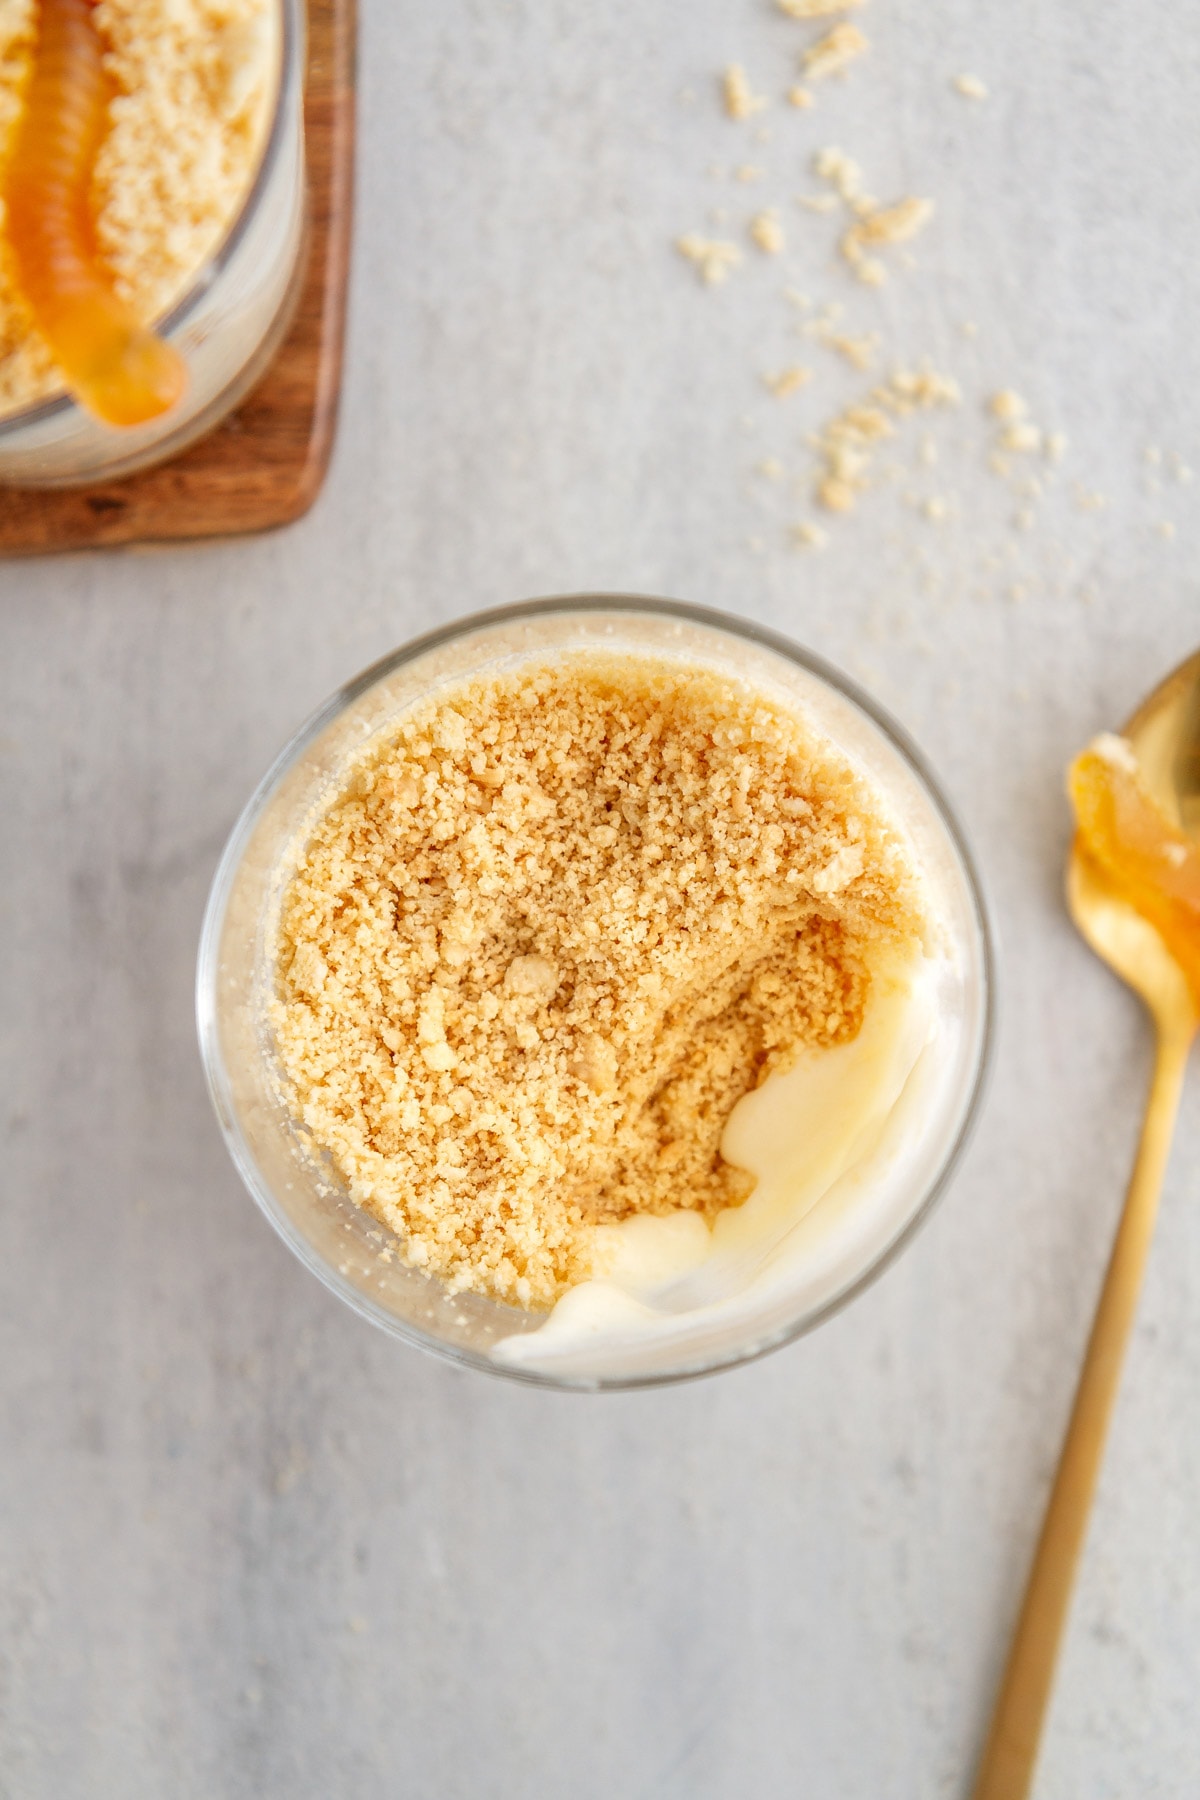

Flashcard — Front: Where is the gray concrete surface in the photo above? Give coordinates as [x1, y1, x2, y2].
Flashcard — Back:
[3, 1, 1200, 1795]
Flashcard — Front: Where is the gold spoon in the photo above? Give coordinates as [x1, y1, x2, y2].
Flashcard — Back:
[972, 649, 1200, 1800]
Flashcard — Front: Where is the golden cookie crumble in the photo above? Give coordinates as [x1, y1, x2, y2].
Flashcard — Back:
[272, 655, 924, 1309]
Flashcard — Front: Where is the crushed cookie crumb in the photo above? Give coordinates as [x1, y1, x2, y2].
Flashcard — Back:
[736, 164, 766, 184]
[273, 657, 921, 1308]
[989, 389, 1027, 423]
[792, 521, 829, 548]
[763, 364, 813, 397]
[810, 366, 957, 512]
[724, 64, 770, 120]
[1044, 432, 1068, 464]
[1000, 422, 1042, 454]
[757, 456, 785, 478]
[817, 474, 858, 512]
[814, 145, 869, 206]
[953, 73, 989, 100]
[803, 22, 869, 80]
[823, 331, 881, 371]
[787, 85, 815, 109]
[750, 209, 786, 254]
[676, 234, 743, 285]
[842, 197, 934, 282]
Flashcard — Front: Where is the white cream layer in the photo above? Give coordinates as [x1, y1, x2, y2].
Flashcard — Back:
[493, 940, 957, 1381]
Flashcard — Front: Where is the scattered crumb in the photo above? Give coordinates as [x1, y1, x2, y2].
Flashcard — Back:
[1009, 582, 1029, 603]
[1156, 520, 1177, 540]
[1045, 432, 1068, 464]
[810, 366, 956, 512]
[735, 164, 766, 183]
[764, 364, 813, 397]
[953, 73, 989, 100]
[851, 197, 934, 245]
[750, 210, 786, 254]
[989, 389, 1027, 423]
[841, 197, 932, 282]
[923, 497, 948, 522]
[823, 331, 881, 371]
[1013, 507, 1034, 531]
[885, 366, 962, 411]
[803, 23, 869, 80]
[676, 234, 743, 285]
[814, 146, 868, 206]
[787, 86, 815, 109]
[792, 521, 829, 548]
[724, 64, 770, 120]
[817, 475, 858, 512]
[1143, 445, 1162, 466]
[918, 436, 937, 467]
[757, 457, 785, 479]
[960, 320, 979, 339]
[1000, 422, 1041, 454]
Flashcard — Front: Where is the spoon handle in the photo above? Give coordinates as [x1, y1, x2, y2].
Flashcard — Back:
[971, 1022, 1192, 1800]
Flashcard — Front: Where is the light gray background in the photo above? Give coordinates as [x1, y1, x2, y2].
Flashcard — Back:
[3, 1, 1199, 1795]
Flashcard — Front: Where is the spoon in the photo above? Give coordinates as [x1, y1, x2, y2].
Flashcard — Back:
[971, 649, 1200, 1800]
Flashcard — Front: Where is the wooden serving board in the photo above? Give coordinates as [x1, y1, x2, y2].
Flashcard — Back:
[0, 0, 355, 555]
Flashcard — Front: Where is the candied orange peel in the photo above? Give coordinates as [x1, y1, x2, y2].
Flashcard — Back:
[1069, 733, 1200, 996]
[2, 0, 187, 426]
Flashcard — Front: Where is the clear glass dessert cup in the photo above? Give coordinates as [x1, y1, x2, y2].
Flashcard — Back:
[0, 0, 305, 488]
[197, 596, 995, 1391]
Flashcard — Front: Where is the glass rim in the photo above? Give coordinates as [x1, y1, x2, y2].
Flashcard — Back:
[197, 593, 998, 1392]
[0, 0, 302, 439]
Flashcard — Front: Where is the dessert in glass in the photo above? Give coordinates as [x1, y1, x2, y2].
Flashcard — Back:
[198, 597, 993, 1389]
[0, 0, 305, 486]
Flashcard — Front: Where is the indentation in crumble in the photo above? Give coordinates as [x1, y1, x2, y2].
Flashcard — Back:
[272, 657, 925, 1310]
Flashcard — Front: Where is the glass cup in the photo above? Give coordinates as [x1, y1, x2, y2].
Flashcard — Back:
[0, 0, 305, 487]
[197, 597, 995, 1390]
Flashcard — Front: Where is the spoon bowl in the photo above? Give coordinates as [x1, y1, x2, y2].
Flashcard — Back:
[973, 647, 1200, 1800]
[1066, 650, 1200, 1032]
